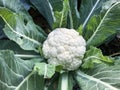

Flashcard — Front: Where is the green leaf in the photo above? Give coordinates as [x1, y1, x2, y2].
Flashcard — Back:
[49, 0, 63, 11]
[85, 2, 120, 47]
[34, 63, 56, 78]
[0, 0, 25, 12]
[77, 25, 83, 35]
[75, 61, 120, 90]
[79, 0, 107, 29]
[0, 40, 40, 59]
[55, 65, 63, 72]
[82, 46, 113, 68]
[114, 56, 120, 65]
[53, 0, 70, 29]
[50, 0, 80, 29]
[29, 0, 54, 27]
[0, 50, 44, 90]
[0, 7, 46, 52]
[102, 0, 118, 11]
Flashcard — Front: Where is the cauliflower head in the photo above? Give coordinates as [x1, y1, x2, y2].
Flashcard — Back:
[42, 28, 86, 71]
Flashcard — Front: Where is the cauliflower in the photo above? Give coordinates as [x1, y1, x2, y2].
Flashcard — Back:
[42, 28, 86, 71]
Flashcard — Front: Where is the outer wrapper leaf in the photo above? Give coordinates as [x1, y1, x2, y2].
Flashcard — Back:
[0, 7, 46, 52]
[79, 0, 107, 28]
[85, 2, 120, 47]
[0, 50, 44, 90]
[0, 40, 39, 59]
[75, 58, 120, 90]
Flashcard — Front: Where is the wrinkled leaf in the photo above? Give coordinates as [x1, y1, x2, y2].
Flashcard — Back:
[82, 46, 113, 68]
[75, 60, 120, 90]
[34, 63, 55, 78]
[85, 2, 120, 47]
[0, 50, 44, 90]
[53, 0, 70, 29]
[0, 7, 46, 52]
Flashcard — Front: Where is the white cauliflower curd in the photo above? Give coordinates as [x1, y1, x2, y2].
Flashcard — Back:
[42, 28, 86, 71]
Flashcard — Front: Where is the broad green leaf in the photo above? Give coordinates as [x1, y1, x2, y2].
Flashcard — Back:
[79, 0, 107, 29]
[30, 0, 55, 27]
[101, 0, 120, 34]
[58, 72, 73, 90]
[34, 63, 55, 78]
[75, 61, 120, 90]
[53, 0, 70, 29]
[82, 46, 113, 68]
[0, 0, 25, 12]
[0, 50, 44, 90]
[86, 2, 120, 47]
[0, 40, 40, 59]
[0, 7, 46, 52]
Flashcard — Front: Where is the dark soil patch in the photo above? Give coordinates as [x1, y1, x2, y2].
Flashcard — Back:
[99, 36, 120, 56]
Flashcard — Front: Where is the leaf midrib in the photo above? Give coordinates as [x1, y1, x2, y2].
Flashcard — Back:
[15, 71, 35, 90]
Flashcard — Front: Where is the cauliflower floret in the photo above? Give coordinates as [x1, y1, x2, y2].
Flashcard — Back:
[42, 28, 86, 71]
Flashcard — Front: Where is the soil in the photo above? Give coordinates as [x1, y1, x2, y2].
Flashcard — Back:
[28, 8, 50, 34]
[99, 36, 120, 56]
